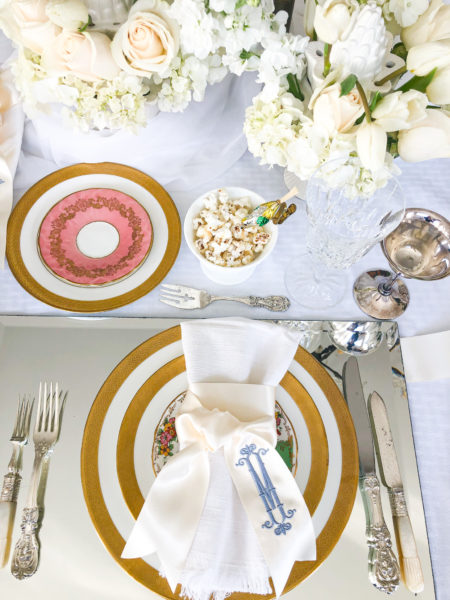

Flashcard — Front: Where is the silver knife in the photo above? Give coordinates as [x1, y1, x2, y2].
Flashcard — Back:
[343, 357, 400, 594]
[369, 391, 424, 594]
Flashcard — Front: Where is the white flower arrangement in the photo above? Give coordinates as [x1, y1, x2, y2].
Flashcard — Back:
[0, 0, 305, 131]
[245, 0, 450, 197]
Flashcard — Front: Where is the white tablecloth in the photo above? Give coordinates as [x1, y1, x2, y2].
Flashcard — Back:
[0, 28, 449, 600]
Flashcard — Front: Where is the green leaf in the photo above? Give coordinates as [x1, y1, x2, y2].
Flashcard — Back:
[391, 42, 407, 62]
[399, 68, 437, 93]
[78, 14, 93, 32]
[369, 91, 383, 111]
[239, 49, 257, 60]
[387, 135, 399, 158]
[340, 74, 357, 97]
[287, 73, 304, 101]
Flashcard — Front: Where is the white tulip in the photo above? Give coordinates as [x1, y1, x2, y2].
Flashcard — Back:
[426, 65, 450, 105]
[402, 0, 450, 50]
[372, 90, 427, 132]
[46, 0, 89, 31]
[398, 109, 450, 161]
[304, 0, 316, 38]
[356, 121, 387, 170]
[313, 0, 357, 45]
[407, 39, 450, 75]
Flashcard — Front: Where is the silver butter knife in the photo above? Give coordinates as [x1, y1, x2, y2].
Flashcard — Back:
[343, 357, 400, 594]
[369, 391, 424, 594]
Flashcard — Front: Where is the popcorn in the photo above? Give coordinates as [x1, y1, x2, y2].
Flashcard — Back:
[193, 188, 271, 268]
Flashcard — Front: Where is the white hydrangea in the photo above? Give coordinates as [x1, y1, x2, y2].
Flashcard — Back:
[12, 49, 149, 131]
[245, 89, 400, 198]
[374, 0, 428, 30]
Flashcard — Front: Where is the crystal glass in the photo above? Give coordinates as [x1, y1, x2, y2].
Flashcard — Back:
[285, 158, 405, 309]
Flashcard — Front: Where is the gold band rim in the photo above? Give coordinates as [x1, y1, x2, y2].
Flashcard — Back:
[81, 326, 358, 598]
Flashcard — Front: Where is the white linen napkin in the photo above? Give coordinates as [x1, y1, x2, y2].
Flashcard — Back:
[0, 64, 24, 267]
[122, 317, 316, 600]
[179, 318, 306, 600]
[401, 330, 450, 382]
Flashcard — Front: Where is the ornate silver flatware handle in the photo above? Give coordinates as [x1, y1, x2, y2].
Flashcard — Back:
[10, 507, 40, 579]
[0, 472, 21, 568]
[361, 474, 400, 594]
[213, 295, 290, 312]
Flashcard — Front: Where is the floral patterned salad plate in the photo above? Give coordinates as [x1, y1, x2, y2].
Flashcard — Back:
[81, 325, 358, 599]
[7, 163, 180, 311]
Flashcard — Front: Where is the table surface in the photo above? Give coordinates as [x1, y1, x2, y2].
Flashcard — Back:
[0, 25, 449, 600]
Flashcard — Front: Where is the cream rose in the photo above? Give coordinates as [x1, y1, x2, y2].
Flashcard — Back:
[111, 0, 179, 77]
[1, 0, 61, 54]
[42, 30, 120, 82]
[372, 90, 427, 132]
[401, 0, 450, 50]
[313, 0, 358, 45]
[313, 83, 364, 135]
[398, 109, 450, 161]
[46, 0, 89, 31]
[356, 121, 387, 170]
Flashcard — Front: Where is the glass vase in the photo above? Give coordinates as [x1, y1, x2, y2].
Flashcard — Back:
[285, 158, 405, 309]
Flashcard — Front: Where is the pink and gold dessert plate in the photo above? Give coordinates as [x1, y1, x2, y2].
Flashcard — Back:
[38, 188, 153, 287]
[7, 163, 181, 312]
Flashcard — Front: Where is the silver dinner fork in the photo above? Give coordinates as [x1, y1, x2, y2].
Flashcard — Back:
[160, 284, 290, 311]
[0, 396, 33, 568]
[11, 382, 63, 579]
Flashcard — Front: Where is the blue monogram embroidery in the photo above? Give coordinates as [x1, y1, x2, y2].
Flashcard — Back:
[236, 443, 296, 535]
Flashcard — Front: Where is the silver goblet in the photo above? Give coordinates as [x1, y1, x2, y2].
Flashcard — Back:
[353, 208, 450, 319]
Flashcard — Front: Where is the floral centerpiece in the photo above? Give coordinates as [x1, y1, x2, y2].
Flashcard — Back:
[244, 0, 450, 196]
[0, 0, 307, 131]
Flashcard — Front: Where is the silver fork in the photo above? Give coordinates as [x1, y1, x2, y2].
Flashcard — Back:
[160, 284, 290, 312]
[11, 382, 63, 579]
[0, 396, 33, 568]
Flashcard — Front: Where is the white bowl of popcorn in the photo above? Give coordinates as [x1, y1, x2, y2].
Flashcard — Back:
[184, 187, 278, 285]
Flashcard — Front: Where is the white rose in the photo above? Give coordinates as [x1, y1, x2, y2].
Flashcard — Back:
[401, 0, 450, 50]
[407, 39, 450, 75]
[313, 0, 358, 45]
[111, 0, 179, 77]
[426, 65, 450, 105]
[1, 0, 61, 54]
[313, 83, 364, 135]
[372, 90, 427, 132]
[46, 0, 89, 31]
[356, 121, 387, 170]
[398, 109, 450, 161]
[43, 30, 120, 82]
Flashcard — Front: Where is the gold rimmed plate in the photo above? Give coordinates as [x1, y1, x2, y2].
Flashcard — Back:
[81, 326, 358, 599]
[7, 163, 181, 312]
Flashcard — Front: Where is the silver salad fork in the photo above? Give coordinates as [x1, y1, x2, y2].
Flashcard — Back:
[160, 284, 290, 311]
[0, 396, 33, 567]
[11, 382, 63, 579]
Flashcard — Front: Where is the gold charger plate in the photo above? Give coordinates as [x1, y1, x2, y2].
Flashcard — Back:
[6, 163, 181, 312]
[81, 326, 358, 598]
